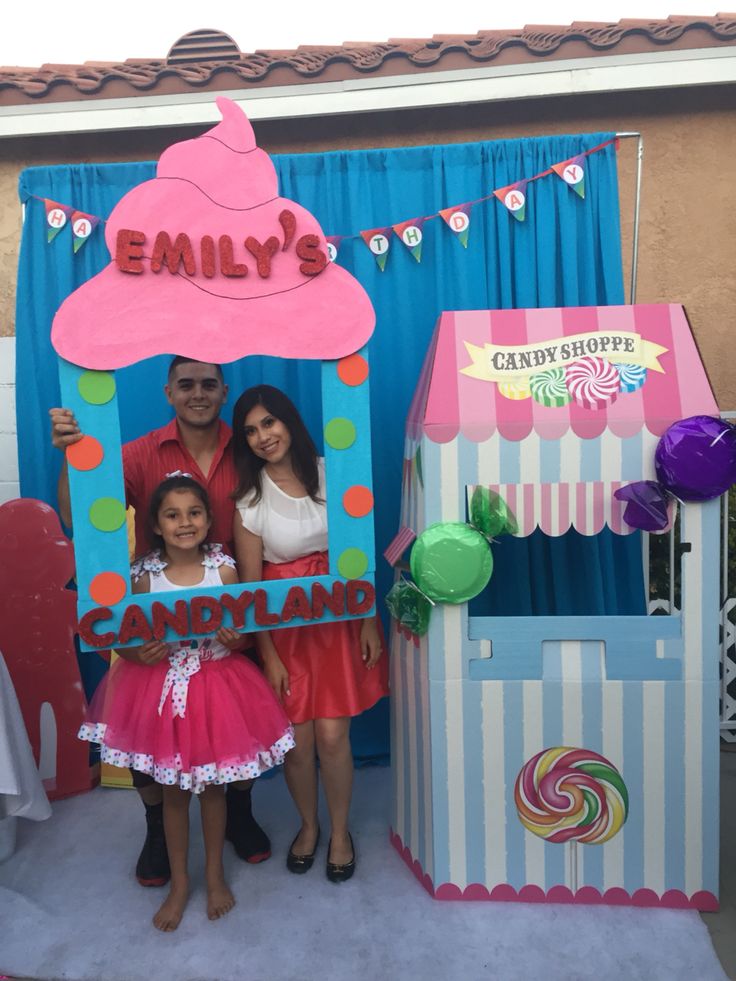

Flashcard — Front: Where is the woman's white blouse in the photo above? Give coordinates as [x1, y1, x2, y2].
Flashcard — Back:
[236, 459, 328, 564]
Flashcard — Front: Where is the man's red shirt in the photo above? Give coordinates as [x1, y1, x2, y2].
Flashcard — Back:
[122, 418, 236, 555]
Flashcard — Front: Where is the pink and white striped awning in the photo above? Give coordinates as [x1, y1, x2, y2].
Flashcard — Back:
[408, 304, 718, 443]
[467, 482, 654, 536]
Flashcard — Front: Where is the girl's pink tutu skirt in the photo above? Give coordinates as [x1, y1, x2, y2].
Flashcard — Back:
[263, 552, 389, 725]
[79, 651, 294, 794]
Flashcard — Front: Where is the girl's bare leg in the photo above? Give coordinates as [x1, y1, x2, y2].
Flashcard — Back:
[200, 785, 235, 920]
[153, 786, 191, 931]
[315, 717, 353, 864]
[283, 720, 319, 853]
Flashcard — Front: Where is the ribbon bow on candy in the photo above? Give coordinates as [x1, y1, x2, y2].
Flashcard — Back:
[158, 649, 201, 719]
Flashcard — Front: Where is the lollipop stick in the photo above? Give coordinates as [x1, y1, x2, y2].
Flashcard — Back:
[568, 841, 578, 893]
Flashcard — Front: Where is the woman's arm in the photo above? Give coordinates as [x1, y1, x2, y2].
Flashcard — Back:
[359, 616, 383, 669]
[232, 514, 290, 699]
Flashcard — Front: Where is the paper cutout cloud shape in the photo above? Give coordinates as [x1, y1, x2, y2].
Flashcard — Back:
[51, 98, 375, 369]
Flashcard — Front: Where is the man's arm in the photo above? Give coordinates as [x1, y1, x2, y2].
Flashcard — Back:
[49, 407, 82, 528]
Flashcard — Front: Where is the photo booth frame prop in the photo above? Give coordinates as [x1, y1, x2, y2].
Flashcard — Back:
[60, 352, 376, 652]
[50, 98, 379, 652]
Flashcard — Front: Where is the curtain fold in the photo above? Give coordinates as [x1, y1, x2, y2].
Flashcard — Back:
[16, 131, 638, 758]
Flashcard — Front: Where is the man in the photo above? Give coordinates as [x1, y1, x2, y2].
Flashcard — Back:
[51, 357, 270, 887]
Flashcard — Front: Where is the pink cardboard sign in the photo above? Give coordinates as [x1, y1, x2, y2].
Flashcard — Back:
[51, 98, 375, 369]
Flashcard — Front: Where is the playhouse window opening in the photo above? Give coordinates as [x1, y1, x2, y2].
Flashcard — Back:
[468, 526, 649, 618]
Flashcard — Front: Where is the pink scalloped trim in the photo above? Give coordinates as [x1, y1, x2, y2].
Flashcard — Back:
[389, 829, 718, 910]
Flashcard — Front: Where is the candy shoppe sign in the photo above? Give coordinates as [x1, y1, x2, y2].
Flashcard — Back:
[462, 331, 667, 382]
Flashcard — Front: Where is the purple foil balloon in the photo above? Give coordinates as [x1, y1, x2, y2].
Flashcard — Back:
[655, 415, 736, 501]
[614, 481, 671, 532]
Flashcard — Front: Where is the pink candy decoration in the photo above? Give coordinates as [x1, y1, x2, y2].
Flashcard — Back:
[51, 98, 375, 370]
[565, 356, 620, 410]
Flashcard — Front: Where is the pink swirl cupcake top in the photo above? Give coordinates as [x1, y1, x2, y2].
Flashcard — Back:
[51, 98, 375, 369]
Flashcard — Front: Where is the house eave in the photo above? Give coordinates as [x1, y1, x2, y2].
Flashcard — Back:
[1, 46, 735, 138]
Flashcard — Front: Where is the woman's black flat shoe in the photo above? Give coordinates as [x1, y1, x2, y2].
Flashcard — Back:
[326, 833, 355, 883]
[286, 828, 320, 874]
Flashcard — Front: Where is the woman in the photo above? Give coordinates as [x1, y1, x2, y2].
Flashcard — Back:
[232, 385, 388, 882]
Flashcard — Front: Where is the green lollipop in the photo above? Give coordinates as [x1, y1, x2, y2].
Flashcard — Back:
[470, 487, 518, 538]
[410, 522, 493, 604]
[386, 581, 432, 636]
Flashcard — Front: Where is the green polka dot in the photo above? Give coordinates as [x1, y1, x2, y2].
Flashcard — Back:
[78, 371, 116, 405]
[89, 497, 126, 532]
[325, 417, 356, 450]
[338, 548, 369, 580]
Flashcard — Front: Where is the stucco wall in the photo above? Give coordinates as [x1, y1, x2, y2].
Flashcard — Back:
[1, 83, 733, 409]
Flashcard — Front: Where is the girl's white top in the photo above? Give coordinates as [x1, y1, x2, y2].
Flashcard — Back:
[236, 459, 327, 564]
[149, 560, 230, 661]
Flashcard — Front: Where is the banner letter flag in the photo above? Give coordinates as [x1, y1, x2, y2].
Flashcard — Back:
[44, 199, 74, 243]
[71, 211, 101, 253]
[552, 155, 586, 199]
[325, 235, 344, 263]
[360, 227, 392, 272]
[439, 204, 472, 248]
[493, 180, 528, 223]
[392, 217, 427, 263]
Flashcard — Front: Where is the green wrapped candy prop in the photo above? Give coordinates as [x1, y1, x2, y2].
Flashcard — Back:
[470, 487, 518, 537]
[386, 580, 432, 636]
[410, 522, 493, 604]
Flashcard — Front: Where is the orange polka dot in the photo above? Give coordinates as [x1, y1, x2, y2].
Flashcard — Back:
[343, 485, 374, 517]
[89, 571, 127, 606]
[337, 353, 369, 387]
[66, 435, 104, 471]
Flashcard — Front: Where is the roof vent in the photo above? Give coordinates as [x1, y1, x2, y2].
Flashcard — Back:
[166, 29, 241, 65]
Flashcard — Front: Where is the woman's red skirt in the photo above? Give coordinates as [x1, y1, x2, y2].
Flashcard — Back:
[262, 552, 389, 724]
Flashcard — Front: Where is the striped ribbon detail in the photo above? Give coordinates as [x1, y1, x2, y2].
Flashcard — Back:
[384, 526, 418, 566]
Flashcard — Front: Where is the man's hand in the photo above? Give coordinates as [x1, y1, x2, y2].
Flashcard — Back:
[49, 407, 83, 450]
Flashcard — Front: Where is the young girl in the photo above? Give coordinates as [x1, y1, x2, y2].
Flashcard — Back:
[79, 475, 294, 931]
[231, 386, 389, 883]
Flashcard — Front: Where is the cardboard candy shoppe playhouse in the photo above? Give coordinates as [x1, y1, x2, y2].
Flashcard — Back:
[51, 99, 379, 669]
[389, 304, 721, 909]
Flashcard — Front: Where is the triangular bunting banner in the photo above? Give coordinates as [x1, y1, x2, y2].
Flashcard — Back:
[360, 227, 392, 272]
[552, 155, 586, 199]
[439, 204, 472, 248]
[71, 211, 101, 253]
[493, 181, 528, 223]
[44, 199, 74, 243]
[325, 235, 344, 263]
[392, 217, 427, 263]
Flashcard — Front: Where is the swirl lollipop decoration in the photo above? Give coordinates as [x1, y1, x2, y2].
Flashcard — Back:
[515, 747, 628, 845]
[529, 367, 572, 408]
[565, 356, 620, 410]
[614, 362, 647, 394]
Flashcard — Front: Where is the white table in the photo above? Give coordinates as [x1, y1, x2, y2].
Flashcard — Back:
[0, 651, 51, 860]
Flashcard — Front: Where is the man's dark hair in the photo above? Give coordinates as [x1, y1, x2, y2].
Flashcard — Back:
[167, 356, 224, 382]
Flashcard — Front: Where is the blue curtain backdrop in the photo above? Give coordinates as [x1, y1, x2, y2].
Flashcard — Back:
[16, 131, 643, 760]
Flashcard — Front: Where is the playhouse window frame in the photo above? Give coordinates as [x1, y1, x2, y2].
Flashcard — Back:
[59, 352, 376, 652]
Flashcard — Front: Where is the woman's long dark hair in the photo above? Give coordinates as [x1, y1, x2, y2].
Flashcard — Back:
[231, 386, 321, 504]
[147, 475, 212, 551]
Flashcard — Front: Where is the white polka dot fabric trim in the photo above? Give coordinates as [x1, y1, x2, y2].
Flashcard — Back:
[78, 723, 295, 795]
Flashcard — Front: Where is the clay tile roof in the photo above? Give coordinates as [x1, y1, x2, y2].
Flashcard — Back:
[0, 17, 735, 104]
